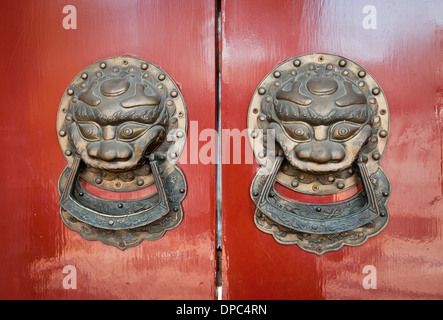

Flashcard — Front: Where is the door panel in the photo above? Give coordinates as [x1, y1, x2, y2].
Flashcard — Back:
[221, 0, 443, 299]
[0, 0, 216, 299]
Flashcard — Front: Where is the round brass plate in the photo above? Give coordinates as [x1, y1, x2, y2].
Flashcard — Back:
[247, 53, 390, 195]
[56, 56, 187, 192]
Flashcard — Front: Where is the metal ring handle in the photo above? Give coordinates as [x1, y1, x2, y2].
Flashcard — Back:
[253, 156, 382, 235]
[60, 155, 170, 230]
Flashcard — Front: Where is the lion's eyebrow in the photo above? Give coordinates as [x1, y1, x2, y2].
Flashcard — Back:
[274, 100, 370, 125]
[73, 104, 162, 126]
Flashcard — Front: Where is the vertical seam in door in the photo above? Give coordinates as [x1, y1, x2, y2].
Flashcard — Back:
[215, 0, 223, 300]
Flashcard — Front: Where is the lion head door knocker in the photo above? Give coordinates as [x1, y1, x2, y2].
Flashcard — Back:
[248, 53, 391, 255]
[57, 56, 187, 250]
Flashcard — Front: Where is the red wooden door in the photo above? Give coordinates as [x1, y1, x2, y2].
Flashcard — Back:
[220, 0, 443, 299]
[2, 0, 443, 302]
[0, 0, 216, 299]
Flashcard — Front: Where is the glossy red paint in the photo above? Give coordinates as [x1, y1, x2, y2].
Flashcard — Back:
[0, 0, 216, 299]
[221, 0, 443, 299]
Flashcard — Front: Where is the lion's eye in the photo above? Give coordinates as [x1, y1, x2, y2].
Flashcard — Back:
[118, 123, 148, 141]
[77, 122, 101, 141]
[282, 122, 312, 141]
[330, 122, 361, 141]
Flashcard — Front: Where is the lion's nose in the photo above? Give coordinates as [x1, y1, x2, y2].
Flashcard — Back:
[87, 141, 132, 162]
[295, 141, 345, 164]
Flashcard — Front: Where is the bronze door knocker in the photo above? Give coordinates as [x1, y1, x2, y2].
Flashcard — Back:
[57, 56, 187, 250]
[248, 53, 391, 255]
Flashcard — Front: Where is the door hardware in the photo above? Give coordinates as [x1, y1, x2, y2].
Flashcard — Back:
[57, 56, 188, 250]
[248, 53, 391, 255]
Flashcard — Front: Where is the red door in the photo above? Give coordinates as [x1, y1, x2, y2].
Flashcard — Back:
[2, 0, 443, 302]
[220, 0, 443, 299]
[0, 0, 216, 300]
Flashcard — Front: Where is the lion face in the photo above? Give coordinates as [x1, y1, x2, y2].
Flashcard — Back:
[69, 73, 168, 172]
[270, 71, 373, 173]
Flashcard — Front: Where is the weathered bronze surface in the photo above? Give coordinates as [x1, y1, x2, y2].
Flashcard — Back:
[57, 56, 187, 249]
[248, 53, 391, 255]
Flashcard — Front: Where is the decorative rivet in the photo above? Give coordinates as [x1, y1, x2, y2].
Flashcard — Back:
[136, 179, 144, 186]
[380, 212, 386, 217]
[81, 73, 88, 79]
[99, 62, 106, 69]
[115, 181, 121, 188]
[180, 188, 186, 193]
[258, 87, 266, 95]
[291, 180, 299, 187]
[118, 241, 125, 247]
[167, 100, 173, 106]
[316, 207, 322, 212]
[173, 207, 179, 212]
[108, 220, 114, 226]
[379, 129, 388, 138]
[370, 136, 378, 143]
[318, 56, 325, 62]
[328, 176, 335, 182]
[372, 152, 381, 160]
[67, 89, 74, 95]
[252, 190, 259, 197]
[269, 191, 275, 197]
[274, 82, 280, 87]
[65, 149, 72, 156]
[171, 90, 178, 97]
[258, 114, 266, 121]
[372, 88, 380, 95]
[369, 98, 376, 104]
[339, 59, 347, 67]
[78, 192, 84, 197]
[358, 81, 365, 87]
[118, 203, 123, 208]
[380, 109, 387, 115]
[293, 59, 301, 67]
[382, 191, 389, 197]
[176, 131, 184, 138]
[273, 71, 281, 78]
[143, 73, 148, 78]
[158, 74, 166, 81]
[358, 70, 366, 78]
[59, 130, 66, 137]
[326, 64, 333, 70]
[343, 70, 349, 76]
[291, 70, 297, 76]
[372, 116, 381, 123]
[312, 185, 319, 192]
[337, 181, 345, 189]
[141, 63, 148, 70]
[251, 131, 258, 138]
[95, 177, 103, 184]
[258, 150, 266, 158]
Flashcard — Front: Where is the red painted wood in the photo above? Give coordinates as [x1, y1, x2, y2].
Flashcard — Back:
[0, 0, 216, 299]
[221, 0, 443, 299]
